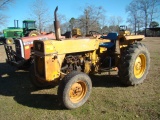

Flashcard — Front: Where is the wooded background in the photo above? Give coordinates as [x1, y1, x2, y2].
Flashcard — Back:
[0, 0, 160, 35]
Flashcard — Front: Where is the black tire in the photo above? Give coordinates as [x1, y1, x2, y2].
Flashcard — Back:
[29, 64, 54, 88]
[118, 42, 150, 86]
[29, 30, 40, 37]
[58, 71, 92, 109]
[6, 38, 14, 45]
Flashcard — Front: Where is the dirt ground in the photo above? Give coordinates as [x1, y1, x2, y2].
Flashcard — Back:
[0, 37, 160, 120]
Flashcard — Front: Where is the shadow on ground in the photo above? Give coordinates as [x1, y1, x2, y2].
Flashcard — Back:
[0, 62, 124, 110]
[90, 73, 124, 88]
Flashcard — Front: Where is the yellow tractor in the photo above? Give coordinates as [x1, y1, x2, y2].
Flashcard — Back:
[30, 7, 150, 109]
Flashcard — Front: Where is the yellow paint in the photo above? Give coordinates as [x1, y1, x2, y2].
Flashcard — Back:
[45, 56, 60, 81]
[134, 54, 146, 79]
[35, 38, 99, 55]
[119, 30, 131, 36]
[69, 81, 87, 103]
[100, 47, 107, 53]
[125, 35, 144, 40]
[34, 37, 99, 82]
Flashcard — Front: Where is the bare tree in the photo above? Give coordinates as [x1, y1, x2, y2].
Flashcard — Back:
[78, 5, 105, 35]
[101, 26, 109, 34]
[0, 0, 14, 28]
[57, 13, 67, 25]
[138, 0, 151, 33]
[0, 14, 8, 27]
[109, 16, 116, 26]
[116, 16, 123, 26]
[149, 0, 160, 23]
[108, 16, 123, 32]
[108, 16, 116, 32]
[126, 0, 160, 35]
[45, 12, 67, 33]
[99, 15, 107, 33]
[58, 13, 67, 33]
[126, 0, 141, 34]
[138, 0, 160, 35]
[30, 0, 51, 32]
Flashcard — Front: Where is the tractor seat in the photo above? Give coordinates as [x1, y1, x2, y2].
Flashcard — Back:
[99, 42, 115, 48]
[99, 32, 118, 48]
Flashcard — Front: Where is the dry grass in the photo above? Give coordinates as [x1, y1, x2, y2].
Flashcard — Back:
[0, 37, 160, 120]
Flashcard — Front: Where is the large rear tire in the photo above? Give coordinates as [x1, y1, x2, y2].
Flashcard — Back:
[118, 42, 150, 86]
[29, 30, 40, 37]
[58, 71, 92, 109]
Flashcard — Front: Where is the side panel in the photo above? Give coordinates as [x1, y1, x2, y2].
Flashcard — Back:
[45, 56, 60, 81]
[37, 38, 100, 55]
[124, 35, 144, 40]
[34, 54, 64, 81]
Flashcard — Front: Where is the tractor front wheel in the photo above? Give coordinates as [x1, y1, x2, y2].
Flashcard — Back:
[58, 71, 92, 109]
[29, 30, 40, 37]
[118, 42, 150, 86]
[5, 38, 14, 45]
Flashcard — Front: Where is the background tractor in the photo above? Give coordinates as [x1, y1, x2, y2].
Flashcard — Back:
[4, 32, 65, 69]
[2, 20, 40, 45]
[30, 7, 150, 109]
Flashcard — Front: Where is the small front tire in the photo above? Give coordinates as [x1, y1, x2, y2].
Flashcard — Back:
[6, 38, 14, 45]
[58, 71, 92, 109]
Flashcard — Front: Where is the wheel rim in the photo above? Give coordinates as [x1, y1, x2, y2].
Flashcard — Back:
[134, 54, 146, 79]
[7, 39, 12, 44]
[30, 33, 37, 36]
[69, 81, 87, 103]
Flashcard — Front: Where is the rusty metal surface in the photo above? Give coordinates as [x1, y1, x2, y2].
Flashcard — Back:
[41, 38, 99, 55]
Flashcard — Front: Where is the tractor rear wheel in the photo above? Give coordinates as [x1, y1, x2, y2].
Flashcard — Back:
[5, 37, 14, 45]
[58, 71, 92, 109]
[118, 42, 150, 86]
[29, 30, 40, 37]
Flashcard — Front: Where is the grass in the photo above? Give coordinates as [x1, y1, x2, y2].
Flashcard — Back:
[0, 37, 160, 120]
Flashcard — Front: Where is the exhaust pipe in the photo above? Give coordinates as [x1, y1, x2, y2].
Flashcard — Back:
[17, 20, 19, 28]
[14, 20, 19, 28]
[54, 6, 61, 40]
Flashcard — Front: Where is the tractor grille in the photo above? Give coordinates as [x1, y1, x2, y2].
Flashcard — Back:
[6, 32, 14, 37]
[15, 40, 21, 56]
[35, 55, 45, 78]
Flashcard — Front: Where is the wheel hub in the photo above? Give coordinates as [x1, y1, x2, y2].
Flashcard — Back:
[8, 40, 12, 43]
[135, 57, 142, 70]
[134, 54, 146, 79]
[69, 81, 87, 103]
[30, 33, 37, 36]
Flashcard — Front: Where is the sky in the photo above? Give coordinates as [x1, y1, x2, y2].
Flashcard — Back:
[1, 0, 133, 30]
